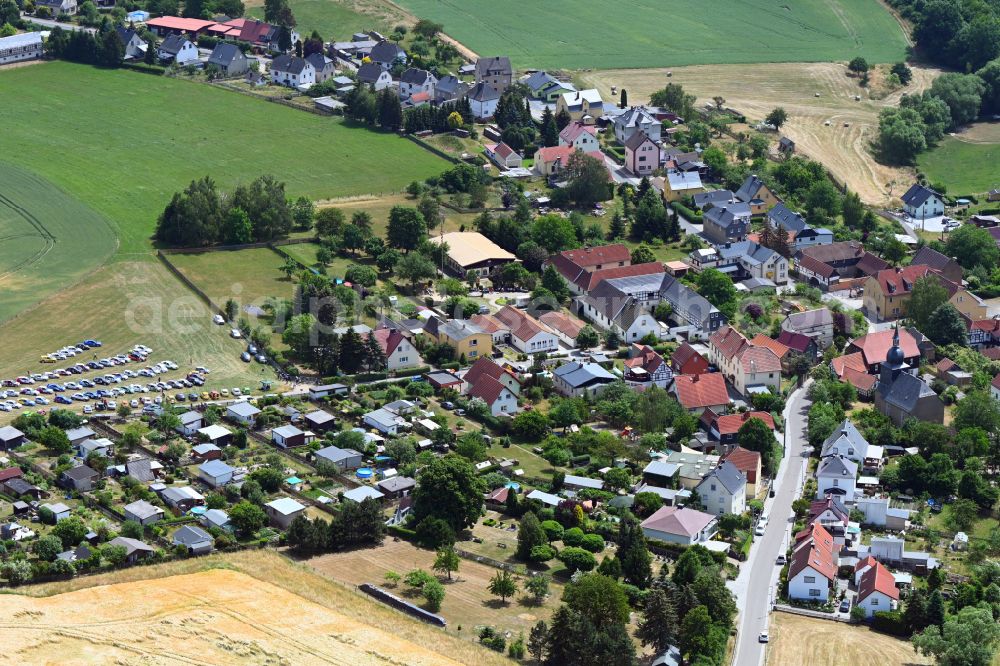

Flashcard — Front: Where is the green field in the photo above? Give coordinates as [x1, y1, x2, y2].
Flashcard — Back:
[0, 163, 117, 323]
[168, 247, 296, 309]
[918, 137, 1000, 195]
[0, 62, 448, 258]
[247, 0, 397, 40]
[395, 0, 908, 69]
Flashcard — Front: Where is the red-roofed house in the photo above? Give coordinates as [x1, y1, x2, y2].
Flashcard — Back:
[831, 352, 867, 379]
[558, 121, 599, 151]
[470, 313, 511, 345]
[462, 357, 521, 397]
[484, 142, 523, 169]
[795, 253, 841, 289]
[863, 265, 985, 322]
[373, 328, 423, 371]
[572, 261, 665, 294]
[968, 317, 1000, 349]
[776, 330, 818, 359]
[702, 409, 774, 451]
[856, 561, 899, 617]
[624, 344, 672, 388]
[494, 306, 559, 353]
[734, 346, 781, 395]
[750, 334, 791, 367]
[671, 342, 710, 376]
[146, 16, 217, 36]
[539, 310, 587, 346]
[546, 243, 631, 287]
[719, 445, 762, 497]
[533, 145, 607, 177]
[484, 485, 510, 508]
[0, 467, 24, 483]
[708, 326, 749, 380]
[842, 367, 878, 398]
[670, 373, 730, 414]
[846, 328, 924, 372]
[467, 374, 519, 416]
[788, 522, 838, 601]
[639, 505, 718, 545]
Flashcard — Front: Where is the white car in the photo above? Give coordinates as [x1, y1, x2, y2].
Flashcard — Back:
[213, 314, 225, 325]
[232, 388, 242, 396]
[755, 524, 766, 537]
[83, 405, 93, 414]
[230, 328, 242, 338]
[196, 366, 210, 374]
[758, 631, 768, 643]
[130, 399, 139, 408]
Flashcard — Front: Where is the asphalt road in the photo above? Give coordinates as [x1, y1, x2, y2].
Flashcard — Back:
[730, 381, 812, 666]
[22, 14, 96, 33]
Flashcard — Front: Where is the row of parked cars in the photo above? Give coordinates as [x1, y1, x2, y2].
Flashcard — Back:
[38, 338, 102, 363]
[7, 346, 154, 388]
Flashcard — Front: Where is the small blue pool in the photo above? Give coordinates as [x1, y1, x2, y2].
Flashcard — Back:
[505, 482, 521, 491]
[190, 506, 207, 516]
[356, 467, 374, 479]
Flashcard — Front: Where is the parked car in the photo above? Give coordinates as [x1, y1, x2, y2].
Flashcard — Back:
[241, 352, 251, 362]
[758, 632, 768, 644]
[213, 314, 225, 325]
[839, 599, 851, 613]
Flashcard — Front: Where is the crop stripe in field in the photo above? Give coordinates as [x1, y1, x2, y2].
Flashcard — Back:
[0, 189, 56, 279]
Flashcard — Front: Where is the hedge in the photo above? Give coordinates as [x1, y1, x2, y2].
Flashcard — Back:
[670, 201, 701, 221]
[645, 538, 727, 564]
[871, 610, 909, 637]
[388, 524, 417, 541]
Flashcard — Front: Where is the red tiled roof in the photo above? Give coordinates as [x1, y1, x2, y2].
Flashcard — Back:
[467, 374, 510, 406]
[672, 342, 708, 374]
[848, 328, 921, 367]
[796, 253, 838, 279]
[470, 313, 509, 334]
[842, 367, 877, 392]
[494, 305, 554, 343]
[870, 265, 944, 298]
[776, 330, 813, 354]
[713, 411, 774, 436]
[750, 334, 791, 360]
[984, 348, 1000, 361]
[463, 357, 518, 388]
[809, 497, 848, 525]
[373, 328, 406, 357]
[858, 561, 899, 603]
[146, 16, 216, 31]
[672, 373, 730, 410]
[485, 486, 509, 503]
[709, 326, 749, 361]
[855, 555, 877, 573]
[789, 538, 837, 582]
[970, 318, 1000, 340]
[539, 311, 586, 339]
[720, 446, 761, 479]
[935, 358, 957, 373]
[640, 505, 716, 538]
[831, 352, 866, 379]
[0, 467, 23, 483]
[410, 91, 432, 103]
[559, 244, 631, 269]
[625, 345, 665, 374]
[574, 261, 664, 292]
[739, 345, 782, 374]
[559, 121, 596, 144]
[236, 18, 273, 44]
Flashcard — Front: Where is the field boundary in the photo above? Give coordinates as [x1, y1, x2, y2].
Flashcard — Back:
[774, 604, 850, 623]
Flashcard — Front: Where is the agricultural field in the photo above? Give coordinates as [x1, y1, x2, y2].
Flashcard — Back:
[918, 124, 1000, 195]
[0, 163, 117, 324]
[768, 612, 929, 666]
[582, 62, 941, 205]
[246, 0, 404, 41]
[395, 0, 908, 70]
[0, 62, 448, 257]
[308, 538, 564, 639]
[168, 247, 297, 310]
[315, 193, 482, 237]
[0, 550, 509, 666]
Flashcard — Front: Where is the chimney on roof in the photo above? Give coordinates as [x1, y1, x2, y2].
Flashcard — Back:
[692, 374, 699, 383]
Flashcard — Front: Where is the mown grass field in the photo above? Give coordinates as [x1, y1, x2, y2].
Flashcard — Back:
[395, 0, 908, 69]
[0, 163, 117, 323]
[168, 247, 296, 309]
[246, 0, 402, 40]
[918, 134, 1000, 195]
[0, 62, 448, 256]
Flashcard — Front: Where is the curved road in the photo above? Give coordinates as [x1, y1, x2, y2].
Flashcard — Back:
[730, 381, 813, 666]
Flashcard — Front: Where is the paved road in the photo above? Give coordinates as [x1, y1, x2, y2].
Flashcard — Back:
[23, 14, 96, 33]
[730, 381, 812, 666]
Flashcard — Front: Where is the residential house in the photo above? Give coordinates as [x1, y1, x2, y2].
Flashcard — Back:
[198, 459, 235, 488]
[304, 410, 336, 433]
[659, 169, 704, 202]
[61, 465, 99, 492]
[613, 106, 662, 143]
[65, 426, 96, 448]
[158, 34, 198, 65]
[556, 89, 604, 124]
[715, 241, 788, 286]
[901, 184, 944, 220]
[671, 342, 710, 375]
[475, 56, 512, 92]
[734, 175, 781, 215]
[640, 505, 718, 545]
[177, 410, 203, 437]
[578, 277, 663, 343]
[467, 82, 501, 119]
[523, 70, 573, 100]
[196, 425, 231, 447]
[226, 401, 260, 426]
[123, 499, 164, 526]
[35, 0, 77, 15]
[798, 241, 889, 281]
[863, 265, 985, 322]
[0, 425, 25, 450]
[820, 420, 870, 464]
[559, 121, 600, 151]
[856, 562, 899, 618]
[624, 344, 673, 388]
[429, 231, 517, 278]
[369, 39, 406, 70]
[816, 455, 858, 501]
[767, 203, 832, 252]
[539, 310, 587, 346]
[910, 246, 963, 284]
[781, 308, 835, 348]
[272, 424, 305, 448]
[788, 523, 838, 601]
[669, 373, 730, 414]
[356, 62, 393, 90]
[78, 437, 113, 459]
[424, 316, 492, 360]
[703, 204, 751, 245]
[695, 461, 747, 515]
[207, 42, 248, 76]
[173, 525, 214, 555]
[659, 274, 727, 336]
[794, 253, 842, 289]
[432, 75, 467, 103]
[470, 313, 510, 345]
[115, 27, 148, 61]
[720, 446, 763, 497]
[108, 537, 155, 564]
[750, 334, 792, 372]
[463, 357, 521, 397]
[161, 485, 205, 511]
[808, 496, 850, 545]
[552, 361, 617, 398]
[373, 327, 423, 371]
[874, 328, 944, 426]
[484, 142, 523, 170]
[494, 306, 559, 353]
[377, 476, 416, 499]
[703, 410, 774, 453]
[533, 145, 606, 177]
[399, 67, 437, 99]
[271, 55, 315, 88]
[624, 132, 659, 176]
[467, 372, 519, 417]
[305, 53, 336, 82]
[314, 445, 363, 471]
[265, 497, 306, 529]
[708, 326, 749, 386]
[545, 243, 631, 286]
[775, 330, 818, 360]
[693, 189, 738, 211]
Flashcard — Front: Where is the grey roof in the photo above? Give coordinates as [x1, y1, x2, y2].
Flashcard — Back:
[199, 459, 234, 477]
[305, 52, 332, 70]
[698, 460, 746, 495]
[816, 455, 858, 479]
[666, 169, 702, 191]
[704, 204, 751, 230]
[376, 476, 416, 493]
[109, 536, 154, 557]
[658, 274, 724, 330]
[4, 478, 38, 495]
[65, 426, 95, 441]
[901, 184, 940, 208]
[305, 409, 335, 425]
[159, 34, 191, 55]
[273, 424, 304, 439]
[623, 130, 656, 151]
[767, 203, 808, 233]
[400, 67, 433, 84]
[435, 74, 465, 95]
[173, 524, 213, 547]
[227, 401, 260, 418]
[563, 474, 604, 490]
[115, 26, 141, 44]
[208, 42, 245, 67]
[467, 81, 501, 102]
[438, 318, 485, 340]
[475, 55, 511, 78]
[63, 465, 98, 481]
[820, 420, 869, 458]
[879, 371, 938, 412]
[0, 32, 43, 49]
[124, 500, 163, 521]
[552, 361, 616, 388]
[357, 62, 385, 83]
[369, 39, 405, 64]
[266, 496, 306, 515]
[315, 445, 362, 463]
[644, 460, 680, 478]
[523, 70, 559, 91]
[717, 241, 781, 267]
[693, 189, 737, 209]
[202, 508, 230, 528]
[126, 458, 153, 482]
[272, 54, 310, 75]
[179, 410, 202, 425]
[0, 425, 24, 441]
[784, 308, 833, 331]
[735, 174, 768, 203]
[342, 486, 385, 503]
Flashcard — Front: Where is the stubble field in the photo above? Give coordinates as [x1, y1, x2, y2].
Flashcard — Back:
[768, 612, 929, 666]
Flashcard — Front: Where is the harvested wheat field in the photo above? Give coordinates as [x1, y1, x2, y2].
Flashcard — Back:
[582, 62, 941, 205]
[0, 550, 510, 666]
[768, 611, 929, 666]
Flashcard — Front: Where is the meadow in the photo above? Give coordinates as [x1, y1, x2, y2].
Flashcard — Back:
[0, 62, 448, 257]
[168, 247, 297, 309]
[0, 163, 117, 323]
[394, 0, 909, 70]
[918, 132, 1000, 196]
[246, 0, 403, 40]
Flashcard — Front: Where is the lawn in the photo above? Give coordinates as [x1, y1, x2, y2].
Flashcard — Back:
[395, 0, 908, 70]
[168, 247, 296, 310]
[918, 135, 1000, 196]
[0, 163, 117, 324]
[0, 62, 448, 257]
[246, 0, 403, 41]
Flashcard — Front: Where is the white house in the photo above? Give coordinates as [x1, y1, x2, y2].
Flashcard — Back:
[115, 27, 148, 60]
[363, 400, 416, 436]
[856, 561, 899, 618]
[158, 34, 198, 65]
[869, 536, 904, 564]
[399, 67, 437, 99]
[613, 106, 663, 144]
[270, 55, 316, 88]
[787, 523, 837, 602]
[226, 401, 260, 426]
[177, 410, 203, 437]
[819, 420, 869, 463]
[494, 306, 559, 354]
[815, 455, 857, 501]
[484, 142, 523, 170]
[640, 506, 717, 545]
[373, 328, 423, 371]
[356, 62, 394, 90]
[198, 460, 235, 488]
[694, 461, 746, 516]
[467, 375, 519, 417]
[41, 502, 72, 522]
[467, 82, 501, 119]
[559, 122, 600, 151]
[901, 184, 945, 220]
[551, 361, 617, 398]
[265, 497, 306, 529]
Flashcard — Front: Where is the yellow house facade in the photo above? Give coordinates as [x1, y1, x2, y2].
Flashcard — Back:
[555, 89, 604, 124]
[430, 319, 493, 360]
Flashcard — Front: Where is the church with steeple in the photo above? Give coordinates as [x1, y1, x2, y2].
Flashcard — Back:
[873, 325, 944, 426]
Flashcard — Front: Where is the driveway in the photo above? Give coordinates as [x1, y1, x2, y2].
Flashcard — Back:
[729, 381, 813, 666]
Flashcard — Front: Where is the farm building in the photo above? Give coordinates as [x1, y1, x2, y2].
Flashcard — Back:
[429, 232, 517, 278]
